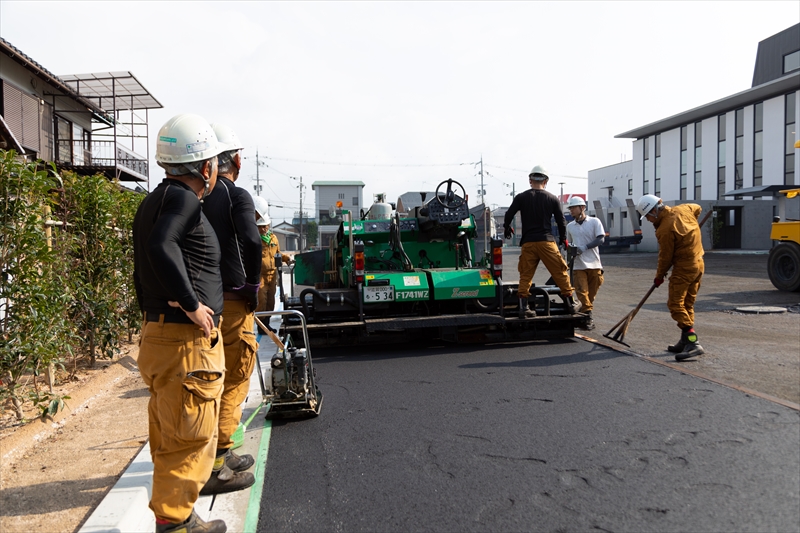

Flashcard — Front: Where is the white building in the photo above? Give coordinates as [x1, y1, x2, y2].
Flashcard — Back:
[311, 180, 365, 248]
[590, 24, 799, 251]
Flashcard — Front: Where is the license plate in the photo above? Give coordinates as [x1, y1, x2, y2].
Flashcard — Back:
[364, 285, 394, 302]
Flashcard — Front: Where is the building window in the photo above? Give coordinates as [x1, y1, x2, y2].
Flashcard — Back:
[680, 126, 688, 200]
[627, 178, 632, 196]
[785, 50, 800, 75]
[643, 137, 650, 195]
[754, 102, 763, 187]
[56, 116, 72, 163]
[734, 108, 744, 198]
[787, 92, 797, 186]
[338, 193, 345, 200]
[718, 114, 727, 200]
[654, 133, 661, 197]
[352, 196, 358, 206]
[694, 121, 702, 199]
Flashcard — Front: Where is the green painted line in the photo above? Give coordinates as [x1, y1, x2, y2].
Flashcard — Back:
[243, 409, 272, 532]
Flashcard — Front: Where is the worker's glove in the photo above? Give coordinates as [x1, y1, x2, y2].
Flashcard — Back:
[560, 238, 569, 249]
[503, 226, 515, 240]
[653, 277, 664, 288]
[232, 282, 260, 309]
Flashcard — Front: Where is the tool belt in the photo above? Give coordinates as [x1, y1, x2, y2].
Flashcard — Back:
[223, 291, 246, 301]
[145, 312, 220, 328]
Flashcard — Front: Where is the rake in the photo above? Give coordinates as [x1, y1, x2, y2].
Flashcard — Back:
[603, 283, 658, 347]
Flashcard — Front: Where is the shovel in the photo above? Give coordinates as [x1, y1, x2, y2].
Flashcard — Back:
[231, 400, 269, 450]
[603, 283, 658, 347]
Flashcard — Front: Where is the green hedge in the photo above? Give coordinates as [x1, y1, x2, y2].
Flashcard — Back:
[0, 150, 143, 420]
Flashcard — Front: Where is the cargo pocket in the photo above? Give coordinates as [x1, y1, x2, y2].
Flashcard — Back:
[235, 332, 258, 383]
[178, 370, 224, 444]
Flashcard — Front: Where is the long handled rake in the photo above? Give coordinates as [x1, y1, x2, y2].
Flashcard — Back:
[603, 283, 658, 347]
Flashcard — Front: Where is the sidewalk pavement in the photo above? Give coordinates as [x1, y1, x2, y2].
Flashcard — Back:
[79, 313, 282, 533]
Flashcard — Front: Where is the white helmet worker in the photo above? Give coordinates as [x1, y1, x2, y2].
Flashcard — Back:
[253, 196, 271, 226]
[155, 114, 224, 199]
[156, 113, 223, 165]
[529, 164, 549, 181]
[567, 196, 586, 208]
[210, 123, 243, 173]
[636, 194, 662, 221]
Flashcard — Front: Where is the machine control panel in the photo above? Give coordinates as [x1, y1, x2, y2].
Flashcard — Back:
[364, 219, 418, 233]
[426, 198, 469, 224]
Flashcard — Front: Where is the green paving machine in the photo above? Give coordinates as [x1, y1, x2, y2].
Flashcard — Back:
[278, 179, 588, 347]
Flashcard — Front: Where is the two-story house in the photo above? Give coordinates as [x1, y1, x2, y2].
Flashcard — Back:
[311, 180, 365, 248]
[0, 38, 161, 186]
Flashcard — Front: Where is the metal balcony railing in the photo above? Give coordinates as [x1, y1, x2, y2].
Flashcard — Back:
[56, 140, 148, 179]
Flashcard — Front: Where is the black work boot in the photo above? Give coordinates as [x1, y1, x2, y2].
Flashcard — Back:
[560, 294, 582, 314]
[518, 298, 535, 319]
[222, 448, 254, 472]
[199, 464, 255, 496]
[579, 311, 595, 330]
[675, 328, 705, 361]
[155, 511, 226, 533]
[668, 327, 691, 353]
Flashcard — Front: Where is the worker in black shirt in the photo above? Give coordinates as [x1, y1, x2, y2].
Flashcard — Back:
[503, 165, 581, 318]
[133, 113, 227, 533]
[200, 124, 261, 496]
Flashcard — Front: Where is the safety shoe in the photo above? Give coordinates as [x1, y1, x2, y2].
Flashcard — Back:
[518, 298, 536, 319]
[223, 449, 254, 472]
[579, 311, 595, 330]
[560, 294, 582, 314]
[199, 464, 255, 496]
[667, 339, 686, 353]
[675, 342, 705, 361]
[155, 511, 226, 533]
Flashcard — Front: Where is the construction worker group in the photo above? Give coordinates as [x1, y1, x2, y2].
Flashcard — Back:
[133, 114, 290, 533]
[503, 165, 705, 356]
[134, 113, 707, 533]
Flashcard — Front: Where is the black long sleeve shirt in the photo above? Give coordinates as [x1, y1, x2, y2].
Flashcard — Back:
[133, 179, 223, 316]
[503, 188, 566, 245]
[202, 176, 262, 290]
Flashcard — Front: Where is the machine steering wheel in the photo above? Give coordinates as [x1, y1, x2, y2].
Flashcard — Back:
[434, 179, 466, 209]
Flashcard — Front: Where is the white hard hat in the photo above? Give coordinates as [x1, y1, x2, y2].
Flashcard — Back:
[155, 114, 224, 164]
[636, 194, 661, 220]
[253, 196, 271, 226]
[529, 164, 549, 180]
[210, 123, 243, 152]
[567, 196, 586, 208]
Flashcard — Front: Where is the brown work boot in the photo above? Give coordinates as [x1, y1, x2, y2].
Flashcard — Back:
[518, 298, 536, 318]
[199, 464, 255, 496]
[155, 511, 226, 533]
[560, 293, 582, 314]
[222, 448, 254, 472]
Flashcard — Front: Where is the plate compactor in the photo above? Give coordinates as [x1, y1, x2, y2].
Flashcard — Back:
[254, 309, 323, 419]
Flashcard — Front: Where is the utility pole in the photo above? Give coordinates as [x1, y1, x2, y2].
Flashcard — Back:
[508, 182, 516, 246]
[247, 148, 265, 197]
[480, 155, 485, 206]
[559, 182, 565, 203]
[291, 175, 306, 250]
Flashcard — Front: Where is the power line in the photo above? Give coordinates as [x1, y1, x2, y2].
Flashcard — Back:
[265, 156, 476, 168]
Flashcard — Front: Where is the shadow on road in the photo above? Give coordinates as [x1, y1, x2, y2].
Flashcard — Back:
[459, 343, 625, 369]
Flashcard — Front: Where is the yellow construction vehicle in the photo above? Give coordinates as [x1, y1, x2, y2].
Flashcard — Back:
[768, 187, 800, 291]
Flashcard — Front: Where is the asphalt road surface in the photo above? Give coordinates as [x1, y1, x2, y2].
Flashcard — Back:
[258, 340, 800, 532]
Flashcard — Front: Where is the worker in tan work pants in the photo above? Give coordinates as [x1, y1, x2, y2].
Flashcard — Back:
[138, 318, 225, 524]
[638, 194, 705, 362]
[253, 196, 292, 315]
[503, 164, 580, 318]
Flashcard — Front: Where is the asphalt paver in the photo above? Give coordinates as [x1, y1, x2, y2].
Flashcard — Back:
[258, 339, 800, 532]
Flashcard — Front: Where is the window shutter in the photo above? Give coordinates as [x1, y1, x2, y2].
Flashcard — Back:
[3, 83, 23, 142]
[21, 92, 40, 153]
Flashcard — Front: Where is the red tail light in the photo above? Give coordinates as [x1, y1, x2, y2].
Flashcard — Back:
[490, 238, 503, 278]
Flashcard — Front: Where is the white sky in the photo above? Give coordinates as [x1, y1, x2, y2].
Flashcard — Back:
[1, 1, 798, 222]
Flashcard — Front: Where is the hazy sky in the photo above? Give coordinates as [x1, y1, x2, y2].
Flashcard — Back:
[1, 1, 797, 221]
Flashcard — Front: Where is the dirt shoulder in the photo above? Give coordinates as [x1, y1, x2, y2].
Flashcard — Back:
[0, 342, 149, 533]
[0, 251, 797, 533]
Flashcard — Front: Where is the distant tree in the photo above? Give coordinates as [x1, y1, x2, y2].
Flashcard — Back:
[305, 220, 318, 248]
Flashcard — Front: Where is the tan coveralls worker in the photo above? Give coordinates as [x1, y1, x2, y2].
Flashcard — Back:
[257, 228, 291, 312]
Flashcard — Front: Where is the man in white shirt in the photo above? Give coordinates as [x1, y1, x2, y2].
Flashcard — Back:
[566, 197, 605, 330]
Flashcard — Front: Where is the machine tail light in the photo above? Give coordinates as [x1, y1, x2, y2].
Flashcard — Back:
[491, 238, 503, 278]
[354, 241, 365, 283]
[634, 229, 642, 235]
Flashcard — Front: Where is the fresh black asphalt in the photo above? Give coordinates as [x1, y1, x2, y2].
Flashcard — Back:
[258, 338, 800, 532]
